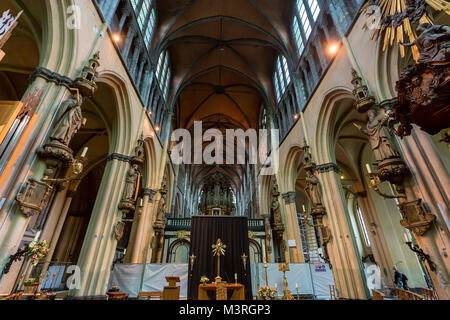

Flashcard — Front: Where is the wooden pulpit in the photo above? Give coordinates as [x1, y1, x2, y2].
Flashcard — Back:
[162, 276, 180, 300]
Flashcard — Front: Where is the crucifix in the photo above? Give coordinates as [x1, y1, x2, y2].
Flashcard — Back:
[212, 238, 226, 281]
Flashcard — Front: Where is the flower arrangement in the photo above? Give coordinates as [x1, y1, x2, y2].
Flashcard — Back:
[200, 275, 210, 285]
[23, 278, 36, 286]
[257, 286, 277, 300]
[27, 240, 49, 266]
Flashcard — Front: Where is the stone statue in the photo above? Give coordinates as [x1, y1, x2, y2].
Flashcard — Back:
[122, 164, 139, 202]
[50, 95, 84, 146]
[356, 109, 400, 163]
[132, 137, 145, 164]
[402, 23, 450, 64]
[304, 169, 322, 207]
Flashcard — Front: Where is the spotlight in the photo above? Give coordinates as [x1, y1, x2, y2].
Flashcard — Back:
[328, 43, 339, 56]
[293, 114, 299, 120]
[155, 126, 160, 132]
[113, 34, 121, 42]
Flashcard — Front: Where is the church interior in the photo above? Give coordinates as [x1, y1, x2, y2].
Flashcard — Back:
[0, 0, 449, 302]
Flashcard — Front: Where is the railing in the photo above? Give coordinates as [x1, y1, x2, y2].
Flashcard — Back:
[395, 288, 424, 300]
[421, 287, 438, 300]
[165, 218, 265, 232]
[165, 218, 191, 231]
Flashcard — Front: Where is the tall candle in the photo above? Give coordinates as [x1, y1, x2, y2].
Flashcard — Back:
[262, 243, 266, 263]
[275, 283, 278, 291]
[302, 205, 306, 213]
[81, 147, 88, 158]
[296, 283, 299, 289]
[33, 230, 41, 242]
[366, 163, 372, 174]
[234, 273, 237, 283]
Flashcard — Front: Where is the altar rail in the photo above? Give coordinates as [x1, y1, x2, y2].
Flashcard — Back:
[165, 218, 265, 232]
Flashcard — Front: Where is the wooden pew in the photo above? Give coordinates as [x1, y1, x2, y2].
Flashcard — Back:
[137, 292, 162, 300]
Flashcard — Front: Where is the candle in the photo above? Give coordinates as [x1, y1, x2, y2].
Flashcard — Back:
[275, 283, 278, 291]
[81, 147, 88, 158]
[33, 230, 41, 242]
[296, 283, 299, 289]
[234, 273, 237, 283]
[366, 163, 372, 174]
[262, 243, 266, 263]
[302, 205, 306, 213]
[139, 198, 144, 207]
[403, 233, 409, 243]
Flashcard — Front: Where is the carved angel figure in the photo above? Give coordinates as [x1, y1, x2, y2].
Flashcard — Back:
[402, 23, 450, 64]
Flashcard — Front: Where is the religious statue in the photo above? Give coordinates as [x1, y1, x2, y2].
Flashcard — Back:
[401, 23, 450, 64]
[304, 169, 323, 208]
[355, 109, 400, 163]
[132, 137, 145, 165]
[121, 164, 139, 202]
[49, 95, 84, 146]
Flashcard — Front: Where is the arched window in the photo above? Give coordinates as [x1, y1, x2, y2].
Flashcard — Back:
[131, 0, 157, 49]
[273, 56, 291, 102]
[356, 204, 371, 247]
[292, 0, 321, 55]
[156, 51, 171, 100]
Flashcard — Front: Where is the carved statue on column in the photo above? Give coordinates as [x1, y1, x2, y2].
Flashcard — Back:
[38, 95, 85, 165]
[152, 170, 169, 263]
[355, 109, 408, 184]
[270, 176, 285, 245]
[358, 109, 400, 162]
[118, 164, 140, 215]
[131, 136, 145, 165]
[304, 169, 322, 208]
[49, 95, 84, 146]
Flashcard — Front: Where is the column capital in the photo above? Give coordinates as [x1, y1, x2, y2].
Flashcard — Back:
[354, 191, 368, 199]
[30, 67, 74, 90]
[106, 153, 132, 163]
[282, 191, 296, 204]
[317, 162, 339, 174]
[143, 188, 158, 202]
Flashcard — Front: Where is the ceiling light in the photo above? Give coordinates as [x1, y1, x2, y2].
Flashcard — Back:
[293, 114, 299, 120]
[155, 126, 160, 132]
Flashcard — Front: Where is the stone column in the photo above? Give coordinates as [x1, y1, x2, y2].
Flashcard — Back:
[398, 129, 450, 299]
[68, 157, 129, 298]
[317, 162, 369, 299]
[127, 188, 157, 263]
[281, 191, 304, 263]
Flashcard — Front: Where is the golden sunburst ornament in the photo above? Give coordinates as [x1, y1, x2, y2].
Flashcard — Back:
[362, 0, 450, 61]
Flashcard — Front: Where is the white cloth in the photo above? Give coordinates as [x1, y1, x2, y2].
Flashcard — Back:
[109, 262, 334, 298]
[108, 263, 188, 298]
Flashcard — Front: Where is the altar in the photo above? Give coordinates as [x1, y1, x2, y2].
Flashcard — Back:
[188, 216, 252, 300]
[198, 283, 245, 300]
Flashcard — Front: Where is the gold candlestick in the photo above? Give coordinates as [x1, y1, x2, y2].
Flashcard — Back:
[278, 263, 294, 300]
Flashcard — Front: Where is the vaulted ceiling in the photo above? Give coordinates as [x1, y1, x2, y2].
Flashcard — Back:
[153, 0, 296, 131]
[152, 0, 296, 211]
